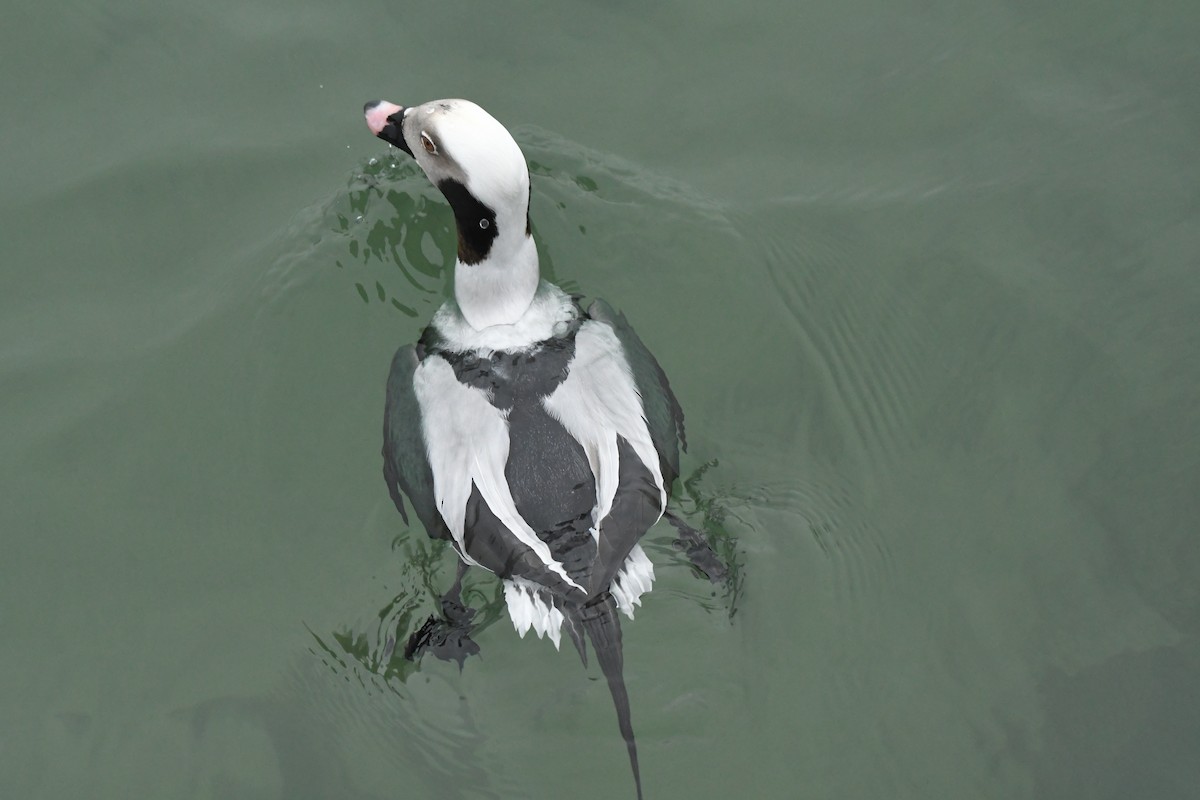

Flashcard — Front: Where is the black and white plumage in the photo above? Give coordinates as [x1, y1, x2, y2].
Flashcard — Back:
[365, 98, 686, 799]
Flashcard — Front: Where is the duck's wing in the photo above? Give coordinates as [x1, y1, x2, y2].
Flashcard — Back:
[382, 344, 451, 541]
[410, 353, 589, 597]
[585, 299, 687, 488]
[540, 308, 681, 603]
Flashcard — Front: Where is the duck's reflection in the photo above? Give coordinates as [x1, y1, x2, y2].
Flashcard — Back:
[315, 458, 743, 688]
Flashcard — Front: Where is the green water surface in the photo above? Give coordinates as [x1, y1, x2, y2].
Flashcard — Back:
[3, 1, 1199, 798]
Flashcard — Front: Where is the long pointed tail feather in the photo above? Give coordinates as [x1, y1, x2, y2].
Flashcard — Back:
[564, 607, 588, 668]
[577, 593, 643, 800]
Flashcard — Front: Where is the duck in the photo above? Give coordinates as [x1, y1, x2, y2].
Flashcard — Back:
[364, 98, 687, 800]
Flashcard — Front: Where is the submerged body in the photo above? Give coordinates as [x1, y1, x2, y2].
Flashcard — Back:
[365, 98, 685, 799]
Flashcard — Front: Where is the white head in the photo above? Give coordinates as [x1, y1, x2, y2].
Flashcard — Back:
[364, 99, 539, 330]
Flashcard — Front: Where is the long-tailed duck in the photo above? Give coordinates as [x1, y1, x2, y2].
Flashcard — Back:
[364, 98, 688, 800]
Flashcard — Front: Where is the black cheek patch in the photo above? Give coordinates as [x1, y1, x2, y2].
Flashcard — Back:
[437, 178, 498, 265]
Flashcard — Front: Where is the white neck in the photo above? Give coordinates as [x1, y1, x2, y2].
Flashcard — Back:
[432, 281, 578, 353]
[454, 225, 539, 330]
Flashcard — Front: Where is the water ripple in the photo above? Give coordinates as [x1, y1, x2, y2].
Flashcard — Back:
[758, 208, 931, 466]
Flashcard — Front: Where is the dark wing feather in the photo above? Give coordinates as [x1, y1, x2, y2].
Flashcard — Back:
[586, 299, 687, 487]
[588, 436, 664, 596]
[382, 345, 451, 541]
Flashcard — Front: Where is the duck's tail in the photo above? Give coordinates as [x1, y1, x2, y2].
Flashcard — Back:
[571, 592, 643, 800]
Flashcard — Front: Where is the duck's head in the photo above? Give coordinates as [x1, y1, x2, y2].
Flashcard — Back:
[364, 99, 538, 329]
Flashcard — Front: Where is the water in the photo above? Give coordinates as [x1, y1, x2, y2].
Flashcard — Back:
[3, 1, 1199, 798]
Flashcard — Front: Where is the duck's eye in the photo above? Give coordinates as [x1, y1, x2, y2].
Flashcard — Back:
[420, 132, 437, 154]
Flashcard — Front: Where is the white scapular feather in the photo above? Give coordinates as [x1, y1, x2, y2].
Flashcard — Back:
[413, 357, 582, 591]
[542, 320, 667, 528]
